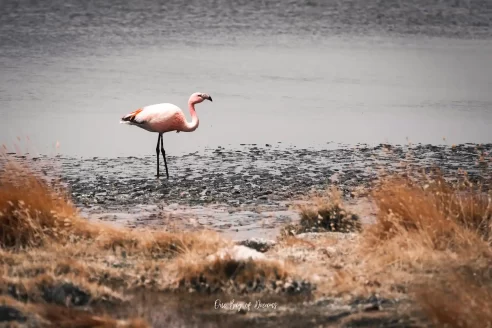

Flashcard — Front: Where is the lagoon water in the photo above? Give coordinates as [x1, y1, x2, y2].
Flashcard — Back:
[1, 0, 492, 158]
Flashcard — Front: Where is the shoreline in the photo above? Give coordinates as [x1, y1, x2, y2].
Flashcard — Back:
[2, 142, 490, 239]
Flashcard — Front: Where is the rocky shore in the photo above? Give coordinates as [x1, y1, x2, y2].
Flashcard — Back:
[5, 143, 491, 208]
[2, 142, 490, 239]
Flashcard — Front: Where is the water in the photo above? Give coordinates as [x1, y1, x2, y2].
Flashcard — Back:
[1, 0, 492, 158]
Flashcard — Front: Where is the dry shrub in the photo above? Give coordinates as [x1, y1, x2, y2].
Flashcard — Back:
[356, 170, 492, 326]
[283, 187, 361, 237]
[93, 227, 226, 260]
[0, 248, 134, 294]
[174, 255, 290, 294]
[361, 173, 492, 263]
[0, 161, 233, 326]
[0, 161, 229, 267]
[428, 176, 492, 242]
[136, 230, 228, 259]
[0, 162, 99, 248]
[0, 273, 124, 307]
[414, 266, 492, 328]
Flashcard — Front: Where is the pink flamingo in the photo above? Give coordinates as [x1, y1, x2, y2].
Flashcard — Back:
[120, 92, 213, 179]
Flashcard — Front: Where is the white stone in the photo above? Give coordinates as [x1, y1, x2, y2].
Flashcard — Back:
[206, 245, 267, 262]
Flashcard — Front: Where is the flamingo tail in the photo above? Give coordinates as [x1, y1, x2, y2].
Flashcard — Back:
[120, 109, 144, 125]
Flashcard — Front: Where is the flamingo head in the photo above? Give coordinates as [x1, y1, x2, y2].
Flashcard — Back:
[189, 92, 213, 104]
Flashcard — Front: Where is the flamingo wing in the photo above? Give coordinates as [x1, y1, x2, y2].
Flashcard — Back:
[121, 103, 184, 133]
[121, 108, 145, 124]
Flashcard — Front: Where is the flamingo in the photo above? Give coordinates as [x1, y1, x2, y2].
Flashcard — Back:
[120, 92, 213, 179]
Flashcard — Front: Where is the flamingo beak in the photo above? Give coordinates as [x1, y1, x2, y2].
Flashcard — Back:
[208, 96, 213, 102]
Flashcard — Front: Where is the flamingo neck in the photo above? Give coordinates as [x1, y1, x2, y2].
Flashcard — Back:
[182, 101, 199, 132]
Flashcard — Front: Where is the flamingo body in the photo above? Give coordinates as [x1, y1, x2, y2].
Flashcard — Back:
[120, 103, 186, 133]
[120, 92, 212, 178]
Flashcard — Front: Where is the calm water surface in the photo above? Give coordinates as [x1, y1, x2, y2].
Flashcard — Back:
[1, 0, 491, 158]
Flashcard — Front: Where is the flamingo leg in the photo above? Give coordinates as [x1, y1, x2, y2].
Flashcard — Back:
[155, 133, 161, 178]
[160, 133, 169, 179]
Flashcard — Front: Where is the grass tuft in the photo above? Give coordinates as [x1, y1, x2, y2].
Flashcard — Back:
[360, 172, 492, 266]
[174, 255, 297, 294]
[353, 170, 492, 327]
[0, 162, 88, 248]
[282, 187, 361, 237]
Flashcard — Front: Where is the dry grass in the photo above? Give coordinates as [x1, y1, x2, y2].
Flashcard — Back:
[263, 149, 492, 327]
[351, 170, 492, 327]
[0, 162, 226, 256]
[0, 162, 87, 248]
[281, 160, 492, 326]
[414, 267, 492, 328]
[0, 161, 305, 327]
[173, 253, 290, 294]
[359, 172, 492, 268]
[281, 186, 361, 237]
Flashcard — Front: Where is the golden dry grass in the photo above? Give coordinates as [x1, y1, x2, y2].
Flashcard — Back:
[0, 161, 300, 327]
[0, 162, 226, 256]
[0, 162, 86, 248]
[359, 172, 492, 269]
[277, 161, 492, 327]
[281, 186, 362, 237]
[173, 254, 289, 294]
[414, 269, 492, 328]
[353, 171, 492, 327]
